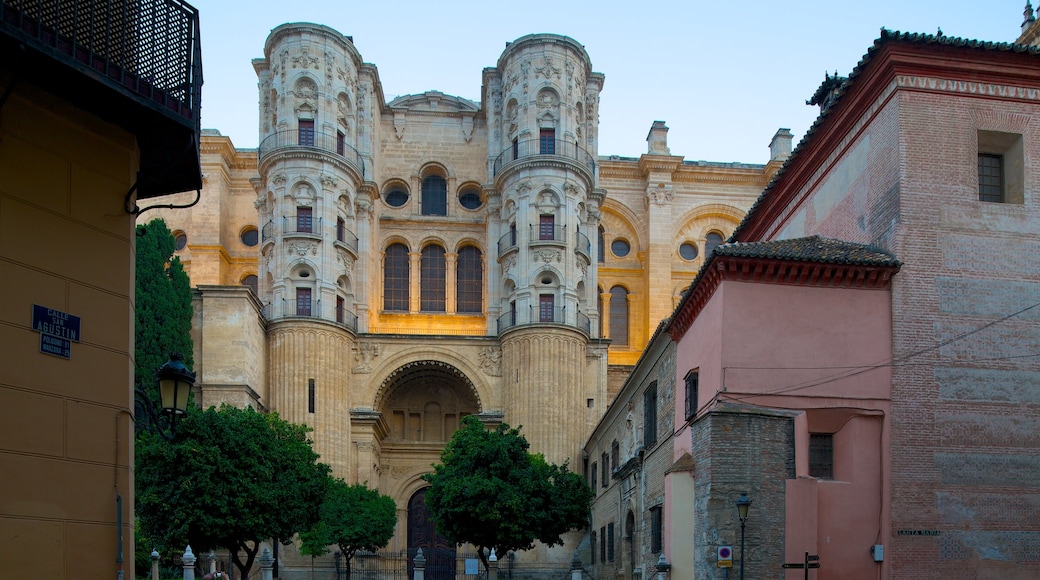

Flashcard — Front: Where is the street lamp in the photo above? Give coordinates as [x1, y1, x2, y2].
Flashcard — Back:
[135, 353, 195, 440]
[736, 493, 752, 580]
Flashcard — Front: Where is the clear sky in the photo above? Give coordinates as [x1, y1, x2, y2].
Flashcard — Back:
[189, 0, 1026, 164]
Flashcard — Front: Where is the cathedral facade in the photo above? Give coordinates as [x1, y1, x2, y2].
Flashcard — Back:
[144, 22, 784, 575]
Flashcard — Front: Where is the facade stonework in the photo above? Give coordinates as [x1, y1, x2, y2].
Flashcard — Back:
[142, 24, 780, 577]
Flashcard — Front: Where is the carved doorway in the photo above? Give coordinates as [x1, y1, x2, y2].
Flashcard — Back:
[408, 487, 456, 579]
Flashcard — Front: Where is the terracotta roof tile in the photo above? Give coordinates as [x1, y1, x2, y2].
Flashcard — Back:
[714, 235, 901, 267]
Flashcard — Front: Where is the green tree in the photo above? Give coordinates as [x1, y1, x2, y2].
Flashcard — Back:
[422, 416, 593, 568]
[135, 218, 193, 406]
[299, 478, 397, 578]
[136, 405, 330, 578]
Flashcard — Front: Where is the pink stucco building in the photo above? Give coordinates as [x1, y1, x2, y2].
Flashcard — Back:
[588, 24, 1040, 580]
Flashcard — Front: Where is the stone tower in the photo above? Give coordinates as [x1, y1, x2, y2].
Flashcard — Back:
[483, 35, 606, 465]
[251, 23, 368, 470]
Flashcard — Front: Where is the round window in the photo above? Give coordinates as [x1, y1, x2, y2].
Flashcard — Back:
[459, 189, 482, 210]
[611, 238, 631, 258]
[679, 242, 698, 261]
[240, 227, 259, 247]
[174, 232, 187, 251]
[385, 189, 408, 207]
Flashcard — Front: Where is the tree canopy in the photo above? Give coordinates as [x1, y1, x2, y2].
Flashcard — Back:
[136, 405, 330, 577]
[422, 416, 593, 567]
[298, 478, 397, 578]
[134, 218, 193, 404]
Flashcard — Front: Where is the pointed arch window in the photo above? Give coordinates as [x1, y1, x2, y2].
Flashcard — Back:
[609, 286, 629, 346]
[421, 244, 446, 312]
[384, 243, 409, 311]
[456, 246, 483, 313]
[422, 176, 448, 216]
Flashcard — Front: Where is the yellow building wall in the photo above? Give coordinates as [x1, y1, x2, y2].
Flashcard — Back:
[0, 85, 137, 578]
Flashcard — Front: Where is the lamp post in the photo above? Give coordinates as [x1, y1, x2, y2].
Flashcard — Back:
[134, 353, 195, 440]
[736, 493, 752, 580]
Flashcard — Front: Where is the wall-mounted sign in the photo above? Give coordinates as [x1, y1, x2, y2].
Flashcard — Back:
[718, 545, 732, 568]
[32, 305, 80, 360]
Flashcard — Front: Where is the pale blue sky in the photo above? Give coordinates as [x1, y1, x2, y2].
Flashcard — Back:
[190, 0, 1025, 164]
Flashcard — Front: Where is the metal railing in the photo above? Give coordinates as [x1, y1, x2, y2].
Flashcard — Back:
[282, 215, 322, 237]
[258, 129, 365, 177]
[263, 299, 358, 331]
[498, 229, 518, 256]
[497, 305, 590, 335]
[576, 230, 591, 260]
[335, 224, 359, 253]
[492, 138, 595, 177]
[261, 220, 275, 242]
[1, 0, 202, 124]
[530, 224, 566, 243]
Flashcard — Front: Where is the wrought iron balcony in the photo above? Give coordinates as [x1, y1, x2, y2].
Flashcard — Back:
[0, 0, 203, 197]
[283, 215, 322, 237]
[496, 305, 590, 336]
[258, 129, 366, 178]
[498, 229, 518, 257]
[492, 138, 595, 179]
[530, 224, 567, 244]
[575, 230, 591, 261]
[263, 298, 358, 332]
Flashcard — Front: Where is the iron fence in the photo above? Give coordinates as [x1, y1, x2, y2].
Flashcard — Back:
[258, 129, 366, 177]
[492, 138, 594, 177]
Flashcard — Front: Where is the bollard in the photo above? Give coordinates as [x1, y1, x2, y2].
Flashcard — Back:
[151, 549, 160, 580]
[413, 547, 425, 580]
[488, 548, 498, 580]
[209, 550, 217, 575]
[182, 545, 197, 580]
[571, 549, 583, 580]
[259, 547, 274, 580]
[655, 553, 671, 580]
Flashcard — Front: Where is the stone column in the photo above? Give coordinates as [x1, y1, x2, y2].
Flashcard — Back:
[445, 252, 458, 312]
[260, 547, 274, 580]
[413, 548, 425, 580]
[409, 251, 421, 313]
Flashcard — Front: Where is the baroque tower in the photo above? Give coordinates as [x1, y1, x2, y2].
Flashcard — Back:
[483, 34, 607, 465]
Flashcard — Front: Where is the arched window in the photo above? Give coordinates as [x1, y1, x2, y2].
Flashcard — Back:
[241, 274, 258, 296]
[421, 244, 446, 312]
[422, 176, 447, 216]
[609, 286, 629, 346]
[456, 246, 483, 313]
[384, 243, 409, 311]
[705, 232, 724, 257]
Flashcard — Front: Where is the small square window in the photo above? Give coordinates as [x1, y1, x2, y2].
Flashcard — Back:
[977, 130, 1024, 204]
[809, 433, 834, 479]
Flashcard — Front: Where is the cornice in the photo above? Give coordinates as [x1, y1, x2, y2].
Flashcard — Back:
[668, 255, 898, 340]
[637, 154, 683, 175]
[598, 158, 769, 187]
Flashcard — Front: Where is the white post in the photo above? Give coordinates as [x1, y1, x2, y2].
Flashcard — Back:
[571, 549, 583, 580]
[259, 547, 275, 580]
[151, 549, 160, 580]
[413, 548, 425, 580]
[209, 550, 217, 575]
[182, 545, 197, 580]
[488, 548, 498, 580]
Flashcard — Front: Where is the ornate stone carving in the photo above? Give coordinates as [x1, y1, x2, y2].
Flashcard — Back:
[515, 180, 532, 195]
[294, 183, 315, 206]
[646, 183, 674, 206]
[534, 249, 562, 263]
[537, 90, 559, 109]
[461, 115, 474, 142]
[272, 172, 287, 186]
[479, 346, 502, 377]
[291, 47, 320, 69]
[355, 199, 372, 217]
[288, 241, 317, 256]
[564, 182, 579, 196]
[320, 173, 338, 190]
[503, 254, 517, 273]
[393, 111, 406, 140]
[352, 342, 381, 374]
[338, 253, 354, 276]
[535, 56, 561, 79]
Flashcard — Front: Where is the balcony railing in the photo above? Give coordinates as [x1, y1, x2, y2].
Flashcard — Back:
[530, 224, 566, 244]
[263, 299, 358, 331]
[498, 229, 518, 256]
[575, 230, 591, 261]
[258, 129, 366, 178]
[283, 215, 322, 237]
[492, 139, 595, 177]
[1, 0, 204, 197]
[261, 220, 275, 242]
[335, 224, 359, 254]
[496, 305, 589, 335]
